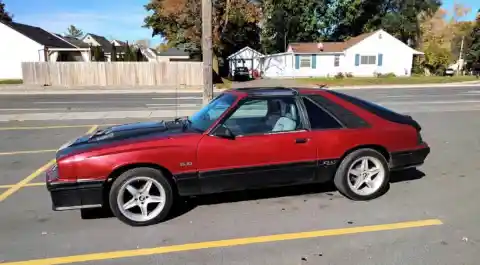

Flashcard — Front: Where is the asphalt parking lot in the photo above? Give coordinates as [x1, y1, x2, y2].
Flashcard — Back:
[1, 91, 480, 264]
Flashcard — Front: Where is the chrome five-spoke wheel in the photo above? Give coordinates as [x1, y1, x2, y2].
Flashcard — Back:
[347, 156, 385, 196]
[117, 176, 166, 223]
[334, 148, 390, 200]
[109, 167, 173, 226]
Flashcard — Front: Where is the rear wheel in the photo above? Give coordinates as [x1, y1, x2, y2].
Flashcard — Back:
[109, 167, 173, 226]
[334, 149, 390, 201]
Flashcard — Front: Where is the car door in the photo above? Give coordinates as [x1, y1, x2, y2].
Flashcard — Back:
[196, 96, 318, 194]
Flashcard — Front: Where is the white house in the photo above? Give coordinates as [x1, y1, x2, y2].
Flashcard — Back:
[227, 46, 264, 76]
[260, 29, 424, 78]
[0, 21, 89, 79]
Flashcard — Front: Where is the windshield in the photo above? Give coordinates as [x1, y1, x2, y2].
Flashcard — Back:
[189, 93, 237, 132]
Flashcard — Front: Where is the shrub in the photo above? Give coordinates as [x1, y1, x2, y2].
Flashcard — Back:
[345, 72, 354, 78]
[335, 72, 344, 79]
[375, 72, 396, 78]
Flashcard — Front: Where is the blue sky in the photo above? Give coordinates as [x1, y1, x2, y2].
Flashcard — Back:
[3, 0, 479, 48]
[4, 0, 165, 46]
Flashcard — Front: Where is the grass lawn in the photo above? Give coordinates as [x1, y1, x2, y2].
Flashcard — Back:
[296, 75, 479, 86]
[0, 79, 23, 85]
[215, 78, 233, 89]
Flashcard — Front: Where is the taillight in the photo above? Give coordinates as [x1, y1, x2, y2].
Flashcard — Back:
[416, 130, 423, 144]
[46, 163, 59, 182]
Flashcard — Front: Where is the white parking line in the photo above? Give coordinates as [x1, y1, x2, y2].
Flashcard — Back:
[146, 104, 200, 107]
[379, 100, 480, 105]
[459, 90, 480, 95]
[151, 97, 201, 100]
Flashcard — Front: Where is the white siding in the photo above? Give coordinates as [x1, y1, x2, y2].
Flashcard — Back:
[292, 54, 345, 77]
[0, 23, 44, 79]
[82, 35, 100, 46]
[344, 30, 415, 77]
[228, 47, 263, 76]
[261, 53, 292, 78]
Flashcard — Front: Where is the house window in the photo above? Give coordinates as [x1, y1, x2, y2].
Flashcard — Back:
[300, 56, 311, 68]
[360, 55, 376, 65]
[334, 55, 340, 67]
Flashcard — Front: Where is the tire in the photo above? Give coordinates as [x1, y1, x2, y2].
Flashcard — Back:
[334, 148, 390, 201]
[109, 167, 174, 226]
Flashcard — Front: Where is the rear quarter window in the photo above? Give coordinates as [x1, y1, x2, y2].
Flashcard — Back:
[305, 94, 370, 129]
[326, 90, 408, 125]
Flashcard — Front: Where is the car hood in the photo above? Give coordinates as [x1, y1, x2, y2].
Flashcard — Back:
[56, 119, 197, 159]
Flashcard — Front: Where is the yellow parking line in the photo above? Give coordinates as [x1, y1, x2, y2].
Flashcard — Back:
[0, 125, 98, 202]
[0, 159, 55, 202]
[0, 182, 45, 189]
[86, 125, 99, 134]
[0, 219, 442, 265]
[0, 149, 56, 156]
[0, 123, 115, 131]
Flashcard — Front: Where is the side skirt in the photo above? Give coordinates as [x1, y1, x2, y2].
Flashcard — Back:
[174, 159, 339, 196]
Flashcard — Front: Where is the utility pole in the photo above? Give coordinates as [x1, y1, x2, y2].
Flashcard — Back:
[458, 36, 465, 75]
[202, 0, 213, 106]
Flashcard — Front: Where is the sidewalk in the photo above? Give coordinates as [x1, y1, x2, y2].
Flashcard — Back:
[0, 81, 479, 95]
[0, 109, 199, 122]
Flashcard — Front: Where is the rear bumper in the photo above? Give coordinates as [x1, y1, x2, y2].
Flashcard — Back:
[389, 145, 430, 170]
[46, 179, 104, 211]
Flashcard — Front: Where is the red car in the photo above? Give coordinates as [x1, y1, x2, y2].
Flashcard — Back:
[46, 87, 430, 226]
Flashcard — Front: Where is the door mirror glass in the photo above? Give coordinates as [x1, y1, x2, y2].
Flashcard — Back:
[214, 125, 235, 140]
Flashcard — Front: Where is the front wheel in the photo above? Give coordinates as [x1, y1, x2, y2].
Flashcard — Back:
[334, 149, 390, 201]
[109, 167, 174, 226]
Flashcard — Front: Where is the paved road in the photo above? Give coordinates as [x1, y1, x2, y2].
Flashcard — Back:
[0, 86, 480, 264]
[0, 85, 479, 114]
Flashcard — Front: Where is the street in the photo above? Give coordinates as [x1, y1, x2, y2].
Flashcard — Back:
[0, 85, 479, 265]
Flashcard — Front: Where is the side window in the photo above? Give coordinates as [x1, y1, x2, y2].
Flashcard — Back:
[223, 97, 302, 135]
[302, 98, 343, 129]
[230, 99, 268, 118]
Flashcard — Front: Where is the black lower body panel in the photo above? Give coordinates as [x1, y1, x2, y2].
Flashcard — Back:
[47, 180, 104, 211]
[390, 146, 430, 170]
[174, 159, 339, 196]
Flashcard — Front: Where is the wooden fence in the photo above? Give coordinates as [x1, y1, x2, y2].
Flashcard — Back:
[21, 62, 203, 87]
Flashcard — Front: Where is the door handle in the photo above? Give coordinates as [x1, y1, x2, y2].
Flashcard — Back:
[295, 138, 309, 144]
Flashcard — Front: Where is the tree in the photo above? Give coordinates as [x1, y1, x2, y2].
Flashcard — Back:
[417, 4, 474, 74]
[111, 44, 117, 62]
[135, 39, 151, 48]
[260, 0, 332, 53]
[144, 0, 262, 58]
[123, 43, 137, 61]
[93, 46, 105, 61]
[0, 0, 13, 22]
[65, 25, 84, 39]
[465, 10, 480, 69]
[156, 43, 170, 52]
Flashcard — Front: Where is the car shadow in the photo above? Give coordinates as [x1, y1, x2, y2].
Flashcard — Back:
[80, 168, 426, 222]
[167, 168, 426, 221]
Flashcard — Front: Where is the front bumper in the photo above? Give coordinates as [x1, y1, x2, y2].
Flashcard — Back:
[389, 145, 430, 170]
[46, 178, 104, 211]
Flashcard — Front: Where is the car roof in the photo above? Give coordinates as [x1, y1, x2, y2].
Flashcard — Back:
[226, 86, 328, 97]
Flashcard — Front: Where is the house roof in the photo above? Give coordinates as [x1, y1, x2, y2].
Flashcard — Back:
[2, 21, 75, 48]
[113, 40, 127, 46]
[227, 46, 264, 59]
[289, 31, 378, 53]
[56, 35, 91, 48]
[157, 48, 189, 57]
[84, 33, 113, 52]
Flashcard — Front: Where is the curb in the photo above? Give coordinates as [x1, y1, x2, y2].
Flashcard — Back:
[0, 82, 479, 95]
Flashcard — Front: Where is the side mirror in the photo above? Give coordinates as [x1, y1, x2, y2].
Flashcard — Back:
[214, 125, 235, 140]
